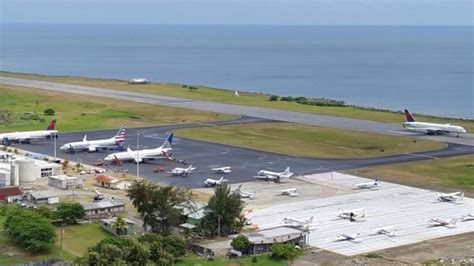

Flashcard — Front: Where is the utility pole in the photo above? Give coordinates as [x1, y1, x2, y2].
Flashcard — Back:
[60, 219, 64, 258]
[217, 215, 221, 237]
[136, 131, 140, 181]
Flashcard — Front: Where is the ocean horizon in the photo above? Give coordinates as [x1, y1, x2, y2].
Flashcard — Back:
[1, 23, 472, 118]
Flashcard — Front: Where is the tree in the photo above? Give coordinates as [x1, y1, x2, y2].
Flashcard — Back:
[55, 202, 85, 224]
[231, 235, 250, 253]
[269, 95, 279, 101]
[201, 183, 244, 237]
[4, 209, 55, 252]
[111, 215, 128, 235]
[271, 243, 302, 263]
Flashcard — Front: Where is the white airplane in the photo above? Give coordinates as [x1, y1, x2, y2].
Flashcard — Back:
[104, 133, 173, 163]
[0, 119, 57, 145]
[211, 166, 232, 174]
[335, 233, 361, 242]
[402, 109, 467, 136]
[170, 165, 196, 176]
[282, 216, 315, 230]
[436, 192, 464, 203]
[204, 176, 228, 187]
[254, 166, 293, 182]
[354, 179, 380, 189]
[60, 125, 127, 153]
[461, 214, 474, 222]
[277, 188, 298, 197]
[338, 208, 366, 221]
[428, 218, 457, 228]
[373, 226, 397, 237]
[234, 184, 257, 199]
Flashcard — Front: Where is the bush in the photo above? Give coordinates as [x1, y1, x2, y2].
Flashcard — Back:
[44, 108, 55, 116]
[55, 202, 85, 224]
[188, 86, 199, 92]
[231, 235, 250, 253]
[280, 96, 294, 102]
[269, 95, 279, 101]
[271, 243, 302, 261]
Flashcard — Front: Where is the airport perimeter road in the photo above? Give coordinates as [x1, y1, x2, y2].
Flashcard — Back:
[2, 76, 474, 146]
[20, 126, 474, 188]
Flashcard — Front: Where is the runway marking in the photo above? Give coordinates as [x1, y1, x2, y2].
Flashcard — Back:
[404, 153, 439, 159]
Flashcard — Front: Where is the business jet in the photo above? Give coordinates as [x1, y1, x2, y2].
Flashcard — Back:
[234, 184, 257, 199]
[428, 218, 457, 228]
[282, 216, 316, 230]
[277, 188, 298, 197]
[211, 166, 232, 174]
[338, 208, 366, 221]
[436, 192, 464, 203]
[402, 109, 467, 136]
[1, 119, 57, 145]
[170, 165, 196, 176]
[373, 226, 397, 237]
[254, 166, 293, 182]
[204, 176, 228, 187]
[104, 133, 173, 163]
[335, 233, 361, 242]
[354, 179, 380, 189]
[60, 125, 126, 153]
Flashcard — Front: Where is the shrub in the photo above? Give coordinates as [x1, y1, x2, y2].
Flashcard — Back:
[44, 108, 55, 116]
[231, 235, 250, 253]
[271, 243, 302, 261]
[269, 95, 279, 101]
[280, 96, 294, 102]
[188, 86, 199, 92]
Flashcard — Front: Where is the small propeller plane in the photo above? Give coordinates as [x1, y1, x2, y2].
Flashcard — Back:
[373, 226, 397, 237]
[428, 218, 457, 228]
[436, 192, 464, 203]
[234, 184, 257, 199]
[204, 176, 228, 187]
[211, 166, 232, 174]
[338, 208, 366, 221]
[353, 179, 380, 189]
[282, 216, 316, 230]
[277, 188, 298, 197]
[335, 233, 361, 242]
[170, 165, 196, 176]
[461, 214, 474, 222]
[254, 167, 293, 182]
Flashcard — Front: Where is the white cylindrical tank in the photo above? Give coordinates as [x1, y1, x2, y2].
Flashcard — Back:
[10, 164, 20, 186]
[16, 159, 36, 185]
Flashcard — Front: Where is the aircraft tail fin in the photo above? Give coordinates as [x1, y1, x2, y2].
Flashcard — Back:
[113, 124, 127, 143]
[46, 119, 57, 130]
[284, 167, 290, 174]
[308, 216, 314, 223]
[83, 135, 88, 142]
[161, 132, 174, 149]
[451, 218, 458, 225]
[404, 109, 416, 122]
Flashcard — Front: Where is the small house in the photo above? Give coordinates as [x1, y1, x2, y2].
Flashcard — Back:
[243, 226, 309, 255]
[0, 186, 22, 203]
[82, 199, 125, 219]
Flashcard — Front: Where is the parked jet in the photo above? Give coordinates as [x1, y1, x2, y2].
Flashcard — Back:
[234, 184, 257, 199]
[354, 179, 380, 189]
[373, 226, 397, 237]
[60, 125, 127, 153]
[335, 233, 361, 242]
[461, 214, 474, 222]
[338, 208, 366, 221]
[204, 176, 228, 187]
[211, 166, 232, 174]
[0, 119, 57, 145]
[277, 188, 298, 197]
[104, 133, 173, 163]
[436, 192, 464, 203]
[428, 218, 457, 228]
[282, 216, 315, 230]
[170, 165, 196, 176]
[254, 167, 293, 182]
[402, 109, 466, 136]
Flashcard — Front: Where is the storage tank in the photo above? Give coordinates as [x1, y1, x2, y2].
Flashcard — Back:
[16, 159, 36, 185]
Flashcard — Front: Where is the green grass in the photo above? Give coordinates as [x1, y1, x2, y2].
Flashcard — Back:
[2, 71, 474, 131]
[0, 84, 236, 133]
[176, 253, 287, 266]
[175, 122, 446, 159]
[347, 154, 474, 194]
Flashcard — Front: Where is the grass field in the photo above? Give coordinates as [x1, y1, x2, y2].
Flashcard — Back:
[2, 71, 473, 131]
[346, 154, 474, 195]
[0, 84, 236, 133]
[176, 253, 287, 266]
[175, 122, 446, 159]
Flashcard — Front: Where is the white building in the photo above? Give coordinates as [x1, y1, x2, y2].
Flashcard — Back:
[48, 175, 84, 190]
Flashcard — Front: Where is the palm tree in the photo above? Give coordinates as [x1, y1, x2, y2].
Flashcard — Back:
[111, 215, 128, 236]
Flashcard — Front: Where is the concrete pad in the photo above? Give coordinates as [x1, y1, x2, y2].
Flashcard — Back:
[247, 172, 474, 256]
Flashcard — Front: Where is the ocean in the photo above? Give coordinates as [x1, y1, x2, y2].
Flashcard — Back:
[0, 23, 472, 118]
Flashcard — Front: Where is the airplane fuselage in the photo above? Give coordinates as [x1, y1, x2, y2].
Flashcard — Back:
[61, 138, 119, 152]
[0, 130, 57, 143]
[403, 122, 466, 135]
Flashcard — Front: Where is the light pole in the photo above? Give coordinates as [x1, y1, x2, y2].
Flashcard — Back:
[53, 133, 57, 160]
[136, 131, 140, 181]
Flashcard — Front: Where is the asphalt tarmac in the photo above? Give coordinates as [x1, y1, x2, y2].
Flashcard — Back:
[2, 76, 473, 146]
[16, 122, 474, 188]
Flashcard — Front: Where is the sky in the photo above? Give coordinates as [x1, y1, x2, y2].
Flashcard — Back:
[1, 0, 473, 25]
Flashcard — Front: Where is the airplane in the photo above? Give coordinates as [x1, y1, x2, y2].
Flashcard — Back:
[354, 179, 380, 189]
[254, 166, 293, 182]
[402, 109, 467, 136]
[104, 133, 173, 163]
[335, 233, 361, 242]
[204, 176, 228, 187]
[436, 192, 464, 203]
[211, 166, 232, 174]
[373, 226, 397, 237]
[461, 214, 474, 222]
[0, 119, 57, 145]
[338, 208, 366, 221]
[60, 125, 127, 153]
[234, 184, 257, 199]
[277, 188, 298, 197]
[428, 218, 457, 228]
[170, 165, 196, 176]
[282, 216, 316, 230]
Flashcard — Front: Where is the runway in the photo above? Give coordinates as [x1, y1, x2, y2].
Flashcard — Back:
[18, 123, 474, 188]
[1, 76, 473, 146]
